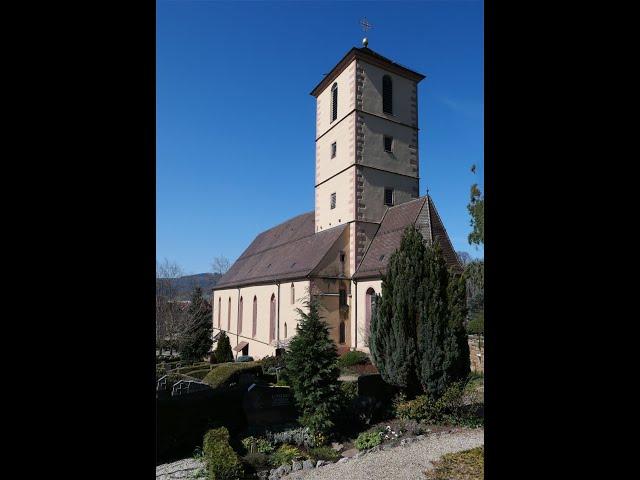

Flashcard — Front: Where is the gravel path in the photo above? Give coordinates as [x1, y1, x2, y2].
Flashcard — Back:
[156, 458, 205, 479]
[282, 428, 484, 480]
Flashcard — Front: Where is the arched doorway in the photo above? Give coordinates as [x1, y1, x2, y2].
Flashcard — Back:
[269, 294, 276, 343]
[365, 287, 376, 342]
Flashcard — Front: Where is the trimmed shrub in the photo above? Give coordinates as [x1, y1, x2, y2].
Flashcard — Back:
[188, 369, 212, 380]
[307, 446, 340, 462]
[337, 350, 370, 369]
[202, 362, 262, 389]
[202, 427, 243, 480]
[270, 444, 305, 467]
[214, 332, 234, 364]
[354, 429, 382, 451]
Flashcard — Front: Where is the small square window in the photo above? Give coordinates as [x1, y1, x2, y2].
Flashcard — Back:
[330, 192, 336, 209]
[331, 142, 337, 158]
[384, 136, 393, 152]
[384, 188, 393, 206]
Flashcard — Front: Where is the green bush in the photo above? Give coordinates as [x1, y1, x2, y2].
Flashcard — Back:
[337, 350, 370, 369]
[354, 429, 382, 451]
[260, 354, 286, 374]
[340, 381, 358, 400]
[467, 310, 484, 335]
[202, 362, 262, 389]
[241, 436, 274, 455]
[307, 446, 340, 462]
[202, 427, 243, 480]
[266, 426, 313, 448]
[270, 444, 305, 467]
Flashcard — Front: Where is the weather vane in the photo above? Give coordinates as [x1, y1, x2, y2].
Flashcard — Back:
[360, 18, 373, 47]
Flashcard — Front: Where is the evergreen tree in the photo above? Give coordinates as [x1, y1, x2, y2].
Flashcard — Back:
[369, 227, 471, 399]
[369, 225, 426, 396]
[179, 287, 212, 363]
[285, 298, 341, 438]
[214, 331, 234, 363]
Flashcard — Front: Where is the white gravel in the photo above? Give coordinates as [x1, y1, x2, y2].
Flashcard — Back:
[282, 428, 484, 480]
[156, 458, 206, 479]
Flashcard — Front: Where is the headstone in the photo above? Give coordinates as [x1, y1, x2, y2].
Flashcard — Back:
[171, 380, 213, 397]
[242, 384, 297, 426]
[157, 375, 168, 392]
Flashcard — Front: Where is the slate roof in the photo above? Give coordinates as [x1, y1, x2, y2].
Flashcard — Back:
[215, 212, 347, 289]
[353, 196, 462, 279]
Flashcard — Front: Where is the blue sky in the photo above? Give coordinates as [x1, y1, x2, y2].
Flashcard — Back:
[157, 0, 484, 275]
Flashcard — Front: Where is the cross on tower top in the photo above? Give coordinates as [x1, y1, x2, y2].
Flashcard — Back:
[360, 18, 373, 47]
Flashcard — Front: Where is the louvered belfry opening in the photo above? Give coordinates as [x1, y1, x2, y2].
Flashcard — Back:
[331, 83, 338, 122]
[382, 75, 393, 115]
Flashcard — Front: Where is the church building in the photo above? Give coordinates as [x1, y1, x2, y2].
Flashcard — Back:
[212, 42, 461, 359]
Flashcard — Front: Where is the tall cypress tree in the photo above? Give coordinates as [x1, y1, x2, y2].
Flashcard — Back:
[179, 287, 212, 363]
[369, 225, 426, 396]
[285, 298, 341, 437]
[443, 273, 471, 383]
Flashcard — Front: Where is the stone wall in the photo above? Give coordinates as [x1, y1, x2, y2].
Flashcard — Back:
[468, 335, 484, 373]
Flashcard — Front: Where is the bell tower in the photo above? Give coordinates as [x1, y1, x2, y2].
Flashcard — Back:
[310, 42, 425, 274]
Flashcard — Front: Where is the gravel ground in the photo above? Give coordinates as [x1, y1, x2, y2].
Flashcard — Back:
[282, 428, 484, 480]
[156, 458, 206, 479]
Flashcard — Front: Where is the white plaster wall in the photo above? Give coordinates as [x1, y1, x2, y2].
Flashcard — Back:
[315, 165, 356, 232]
[316, 59, 356, 139]
[360, 60, 418, 128]
[360, 113, 418, 178]
[213, 281, 311, 359]
[315, 111, 356, 185]
[359, 167, 419, 223]
[353, 278, 382, 351]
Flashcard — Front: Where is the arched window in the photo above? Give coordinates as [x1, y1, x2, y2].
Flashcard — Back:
[291, 283, 295, 304]
[238, 297, 243, 335]
[331, 83, 338, 122]
[284, 322, 288, 338]
[365, 288, 376, 341]
[227, 297, 231, 331]
[218, 297, 221, 328]
[252, 296, 257, 338]
[382, 75, 393, 115]
[269, 294, 276, 343]
[339, 321, 346, 344]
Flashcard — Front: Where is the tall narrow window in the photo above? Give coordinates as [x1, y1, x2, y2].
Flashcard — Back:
[384, 135, 393, 152]
[291, 283, 295, 304]
[269, 294, 276, 343]
[227, 297, 231, 331]
[382, 75, 393, 115]
[339, 321, 346, 344]
[330, 192, 336, 209]
[331, 83, 338, 122]
[252, 296, 257, 338]
[331, 142, 337, 158]
[218, 297, 221, 328]
[238, 297, 243, 334]
[339, 288, 347, 308]
[284, 323, 288, 338]
[339, 251, 345, 275]
[365, 288, 376, 342]
[384, 188, 394, 206]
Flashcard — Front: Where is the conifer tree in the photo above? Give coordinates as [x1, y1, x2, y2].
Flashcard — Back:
[285, 297, 341, 438]
[214, 331, 234, 363]
[369, 225, 426, 396]
[443, 273, 471, 383]
[179, 287, 212, 363]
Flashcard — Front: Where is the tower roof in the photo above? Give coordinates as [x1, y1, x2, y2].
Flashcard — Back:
[310, 46, 426, 98]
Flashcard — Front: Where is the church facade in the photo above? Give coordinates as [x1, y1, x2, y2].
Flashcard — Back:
[212, 45, 461, 359]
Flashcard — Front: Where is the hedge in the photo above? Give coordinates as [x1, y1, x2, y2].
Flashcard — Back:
[202, 362, 263, 389]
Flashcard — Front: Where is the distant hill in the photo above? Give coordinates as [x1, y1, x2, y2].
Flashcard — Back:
[157, 273, 222, 301]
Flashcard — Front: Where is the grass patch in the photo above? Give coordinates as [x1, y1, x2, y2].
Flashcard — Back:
[424, 446, 483, 480]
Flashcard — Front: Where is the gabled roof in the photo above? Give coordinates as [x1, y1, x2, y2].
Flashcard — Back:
[215, 212, 347, 289]
[310, 46, 426, 97]
[353, 196, 462, 279]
